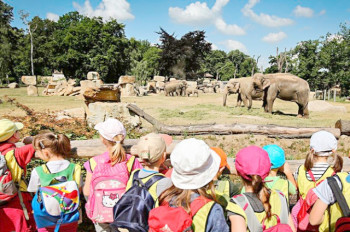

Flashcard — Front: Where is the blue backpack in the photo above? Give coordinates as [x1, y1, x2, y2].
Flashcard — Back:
[32, 163, 80, 232]
[110, 170, 164, 232]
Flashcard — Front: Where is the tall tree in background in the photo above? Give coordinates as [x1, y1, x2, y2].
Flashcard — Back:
[157, 28, 211, 79]
[19, 10, 37, 76]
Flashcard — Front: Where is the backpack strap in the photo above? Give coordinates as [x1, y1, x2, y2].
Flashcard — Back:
[36, 163, 76, 186]
[231, 194, 263, 232]
[273, 190, 289, 224]
[132, 170, 164, 190]
[308, 170, 316, 183]
[190, 196, 212, 217]
[327, 176, 350, 217]
[126, 156, 136, 175]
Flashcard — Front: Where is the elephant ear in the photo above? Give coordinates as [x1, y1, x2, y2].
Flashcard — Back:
[262, 78, 271, 89]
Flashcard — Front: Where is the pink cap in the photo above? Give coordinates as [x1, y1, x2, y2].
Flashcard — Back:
[235, 146, 271, 181]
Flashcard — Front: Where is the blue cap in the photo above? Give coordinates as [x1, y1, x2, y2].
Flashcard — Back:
[263, 144, 285, 169]
[346, 174, 350, 183]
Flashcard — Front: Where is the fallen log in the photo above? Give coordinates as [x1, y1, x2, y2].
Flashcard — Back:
[127, 104, 340, 138]
[335, 120, 350, 136]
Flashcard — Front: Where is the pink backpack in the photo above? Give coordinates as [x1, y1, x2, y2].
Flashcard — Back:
[85, 154, 136, 223]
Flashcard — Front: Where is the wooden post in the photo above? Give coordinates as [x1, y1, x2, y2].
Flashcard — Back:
[323, 89, 326, 101]
[333, 89, 336, 102]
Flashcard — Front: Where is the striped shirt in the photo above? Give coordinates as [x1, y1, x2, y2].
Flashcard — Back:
[294, 163, 330, 181]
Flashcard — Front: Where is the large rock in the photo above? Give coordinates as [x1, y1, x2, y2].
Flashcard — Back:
[153, 76, 165, 82]
[186, 81, 197, 88]
[57, 107, 85, 119]
[86, 102, 141, 128]
[120, 83, 136, 96]
[169, 78, 177, 82]
[147, 81, 156, 93]
[21, 76, 36, 85]
[80, 80, 103, 94]
[118, 75, 135, 84]
[27, 85, 38, 96]
[87, 71, 100, 80]
[8, 82, 19, 89]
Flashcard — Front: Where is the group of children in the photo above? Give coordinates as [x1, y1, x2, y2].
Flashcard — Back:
[0, 117, 349, 232]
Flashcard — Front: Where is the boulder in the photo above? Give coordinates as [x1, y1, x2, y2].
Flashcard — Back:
[87, 71, 100, 80]
[120, 83, 136, 96]
[21, 76, 36, 85]
[153, 76, 165, 82]
[64, 85, 74, 96]
[147, 81, 156, 93]
[80, 80, 103, 94]
[169, 78, 177, 82]
[57, 107, 85, 119]
[86, 102, 141, 128]
[67, 79, 76, 86]
[8, 82, 19, 89]
[27, 85, 38, 96]
[118, 75, 135, 84]
[186, 81, 197, 88]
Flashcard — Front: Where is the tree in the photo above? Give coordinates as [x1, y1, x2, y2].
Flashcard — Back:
[157, 28, 211, 79]
[19, 10, 37, 76]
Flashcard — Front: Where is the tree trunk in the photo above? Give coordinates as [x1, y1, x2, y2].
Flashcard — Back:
[335, 120, 350, 136]
[127, 104, 340, 138]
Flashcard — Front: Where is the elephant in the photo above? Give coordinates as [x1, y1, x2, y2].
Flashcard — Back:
[185, 86, 199, 97]
[164, 80, 187, 96]
[223, 77, 263, 108]
[252, 73, 310, 117]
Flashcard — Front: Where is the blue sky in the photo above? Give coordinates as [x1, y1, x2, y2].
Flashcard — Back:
[6, 0, 350, 69]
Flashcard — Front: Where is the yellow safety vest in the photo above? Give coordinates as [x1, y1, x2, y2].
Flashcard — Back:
[5, 150, 27, 191]
[228, 190, 289, 231]
[297, 165, 334, 199]
[318, 172, 350, 232]
[192, 201, 216, 232]
[270, 178, 289, 202]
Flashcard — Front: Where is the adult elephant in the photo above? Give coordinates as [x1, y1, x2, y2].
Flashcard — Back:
[164, 80, 186, 96]
[223, 77, 263, 109]
[252, 73, 310, 117]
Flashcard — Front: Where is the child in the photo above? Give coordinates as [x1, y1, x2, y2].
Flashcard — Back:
[291, 130, 342, 227]
[111, 133, 172, 231]
[27, 132, 82, 232]
[83, 118, 142, 232]
[228, 146, 295, 232]
[156, 138, 229, 232]
[263, 144, 297, 202]
[127, 133, 172, 199]
[0, 119, 36, 232]
[309, 172, 350, 231]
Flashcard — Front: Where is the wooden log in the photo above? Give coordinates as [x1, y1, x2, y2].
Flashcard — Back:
[127, 104, 341, 138]
[335, 120, 350, 136]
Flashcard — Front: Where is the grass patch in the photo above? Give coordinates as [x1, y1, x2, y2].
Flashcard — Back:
[158, 108, 207, 121]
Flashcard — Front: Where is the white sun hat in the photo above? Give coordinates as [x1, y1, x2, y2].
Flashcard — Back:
[310, 130, 337, 156]
[170, 138, 220, 189]
[94, 118, 126, 142]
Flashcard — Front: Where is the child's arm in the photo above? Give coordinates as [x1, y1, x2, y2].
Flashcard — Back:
[14, 144, 36, 169]
[309, 199, 328, 226]
[27, 169, 40, 192]
[229, 215, 246, 232]
[83, 172, 92, 197]
[280, 162, 297, 189]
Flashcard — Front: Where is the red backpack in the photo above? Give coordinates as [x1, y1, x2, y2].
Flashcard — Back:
[148, 196, 212, 232]
[0, 152, 17, 204]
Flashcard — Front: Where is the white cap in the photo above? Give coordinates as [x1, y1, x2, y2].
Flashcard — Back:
[310, 130, 337, 156]
[170, 138, 220, 190]
[94, 118, 126, 142]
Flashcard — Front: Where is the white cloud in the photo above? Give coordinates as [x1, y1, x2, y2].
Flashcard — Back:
[293, 5, 314, 18]
[46, 12, 59, 22]
[73, 0, 134, 21]
[169, 0, 245, 35]
[319, 10, 326, 16]
[211, 43, 219, 50]
[262, 32, 287, 43]
[242, 0, 293, 27]
[221, 40, 247, 53]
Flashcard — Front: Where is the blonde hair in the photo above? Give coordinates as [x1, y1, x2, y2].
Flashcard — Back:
[158, 181, 217, 213]
[33, 133, 71, 158]
[103, 134, 126, 166]
[242, 175, 272, 219]
[304, 150, 343, 172]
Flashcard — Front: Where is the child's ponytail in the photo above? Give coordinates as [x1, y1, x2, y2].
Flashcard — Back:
[332, 153, 343, 173]
[251, 175, 272, 219]
[109, 134, 126, 166]
[304, 150, 315, 171]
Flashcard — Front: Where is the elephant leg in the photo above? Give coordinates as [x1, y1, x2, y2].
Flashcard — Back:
[266, 89, 277, 113]
[236, 94, 242, 107]
[247, 95, 253, 109]
[241, 95, 249, 108]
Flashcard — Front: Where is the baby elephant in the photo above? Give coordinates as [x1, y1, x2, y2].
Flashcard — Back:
[186, 87, 199, 97]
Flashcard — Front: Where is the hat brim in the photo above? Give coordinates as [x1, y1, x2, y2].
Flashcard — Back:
[14, 122, 23, 131]
[171, 149, 220, 189]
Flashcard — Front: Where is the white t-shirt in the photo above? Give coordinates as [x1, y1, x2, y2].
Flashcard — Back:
[313, 175, 346, 205]
[294, 163, 330, 181]
[27, 160, 82, 192]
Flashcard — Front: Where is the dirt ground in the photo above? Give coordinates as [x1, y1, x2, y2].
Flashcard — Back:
[1, 87, 350, 158]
